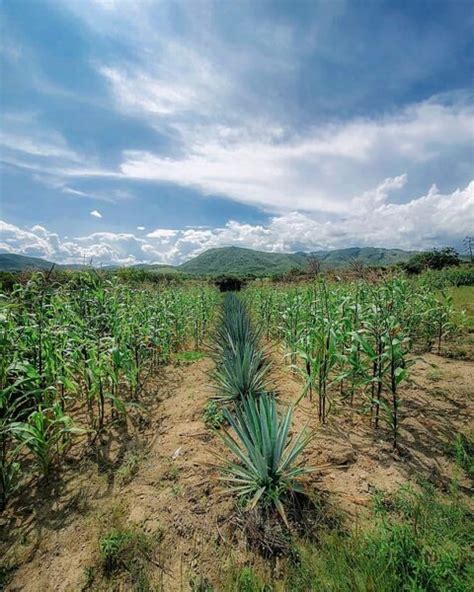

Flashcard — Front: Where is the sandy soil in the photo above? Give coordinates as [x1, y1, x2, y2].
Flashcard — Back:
[1, 350, 472, 591]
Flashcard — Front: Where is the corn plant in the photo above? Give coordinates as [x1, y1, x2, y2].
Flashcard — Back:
[243, 275, 459, 449]
[11, 403, 82, 478]
[0, 272, 220, 494]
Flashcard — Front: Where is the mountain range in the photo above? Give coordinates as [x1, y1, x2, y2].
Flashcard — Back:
[0, 246, 416, 276]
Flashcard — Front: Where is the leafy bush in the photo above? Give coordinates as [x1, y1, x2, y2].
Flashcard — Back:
[403, 248, 461, 275]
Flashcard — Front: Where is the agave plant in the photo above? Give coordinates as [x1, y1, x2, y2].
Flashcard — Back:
[212, 341, 270, 403]
[218, 394, 312, 525]
[212, 293, 271, 403]
[213, 294, 261, 358]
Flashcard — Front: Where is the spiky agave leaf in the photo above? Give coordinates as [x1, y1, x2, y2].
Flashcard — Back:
[211, 341, 271, 403]
[217, 393, 312, 524]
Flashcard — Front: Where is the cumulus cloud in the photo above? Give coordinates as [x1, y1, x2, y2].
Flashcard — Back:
[116, 99, 474, 214]
[2, 180, 472, 266]
[90, 209, 103, 218]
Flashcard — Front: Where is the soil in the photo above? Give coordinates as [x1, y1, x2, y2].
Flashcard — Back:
[1, 350, 472, 591]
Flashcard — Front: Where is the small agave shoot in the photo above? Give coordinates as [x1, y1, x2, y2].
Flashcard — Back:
[218, 394, 312, 525]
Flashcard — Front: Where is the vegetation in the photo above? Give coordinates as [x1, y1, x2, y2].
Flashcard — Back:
[284, 483, 473, 592]
[244, 277, 459, 445]
[219, 394, 311, 524]
[1, 245, 419, 277]
[418, 266, 474, 288]
[202, 400, 225, 429]
[0, 271, 219, 508]
[1, 264, 472, 590]
[403, 247, 461, 274]
[211, 293, 310, 522]
[211, 294, 270, 404]
[447, 431, 474, 480]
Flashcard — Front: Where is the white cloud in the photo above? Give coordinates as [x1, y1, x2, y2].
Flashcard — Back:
[114, 98, 474, 214]
[146, 228, 177, 239]
[90, 209, 103, 218]
[137, 226, 145, 230]
[0, 131, 80, 161]
[2, 179, 472, 266]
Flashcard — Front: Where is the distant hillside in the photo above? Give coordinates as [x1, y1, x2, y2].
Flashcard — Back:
[178, 246, 305, 275]
[128, 263, 180, 274]
[178, 246, 416, 275]
[0, 246, 417, 276]
[0, 253, 58, 272]
[312, 247, 417, 269]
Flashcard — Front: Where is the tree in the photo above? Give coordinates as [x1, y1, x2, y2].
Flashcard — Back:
[306, 255, 321, 276]
[463, 236, 473, 262]
[403, 247, 460, 274]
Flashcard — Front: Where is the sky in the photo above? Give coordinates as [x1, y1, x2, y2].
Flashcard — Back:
[0, 0, 473, 266]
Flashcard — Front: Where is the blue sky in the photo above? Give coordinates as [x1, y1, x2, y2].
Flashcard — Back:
[1, 0, 473, 265]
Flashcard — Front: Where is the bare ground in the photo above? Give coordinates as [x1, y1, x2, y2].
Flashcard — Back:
[1, 351, 473, 591]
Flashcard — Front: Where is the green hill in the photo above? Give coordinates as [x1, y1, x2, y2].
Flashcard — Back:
[313, 247, 417, 269]
[178, 246, 305, 275]
[0, 253, 58, 272]
[0, 246, 417, 276]
[178, 246, 415, 275]
[129, 263, 181, 274]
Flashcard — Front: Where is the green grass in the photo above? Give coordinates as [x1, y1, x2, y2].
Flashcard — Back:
[94, 528, 162, 591]
[222, 566, 270, 591]
[219, 481, 473, 592]
[447, 432, 474, 480]
[174, 350, 206, 364]
[288, 483, 473, 591]
[448, 286, 474, 327]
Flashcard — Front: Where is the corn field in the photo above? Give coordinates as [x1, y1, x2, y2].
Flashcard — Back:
[0, 272, 219, 509]
[1, 272, 463, 518]
[243, 277, 460, 447]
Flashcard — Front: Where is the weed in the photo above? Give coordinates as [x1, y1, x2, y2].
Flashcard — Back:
[163, 463, 180, 482]
[171, 483, 183, 497]
[116, 448, 143, 486]
[190, 575, 215, 591]
[426, 366, 442, 381]
[286, 482, 473, 591]
[223, 566, 272, 591]
[81, 565, 96, 591]
[175, 351, 205, 364]
[447, 432, 474, 480]
[202, 400, 225, 429]
[98, 527, 161, 590]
